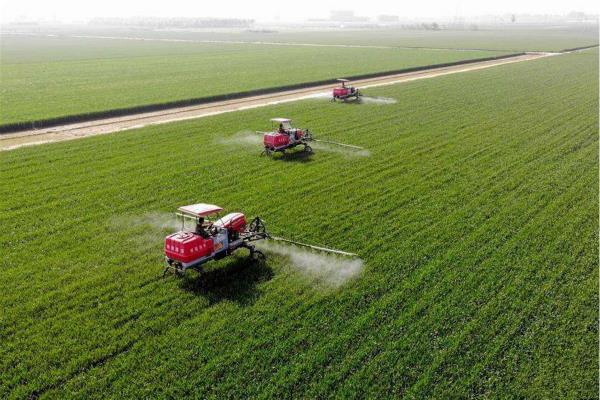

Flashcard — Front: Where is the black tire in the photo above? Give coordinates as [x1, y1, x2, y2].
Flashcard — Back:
[252, 250, 266, 262]
[304, 145, 313, 154]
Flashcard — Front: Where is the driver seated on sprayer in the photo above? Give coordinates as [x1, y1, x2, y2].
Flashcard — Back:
[279, 122, 296, 143]
[195, 217, 211, 239]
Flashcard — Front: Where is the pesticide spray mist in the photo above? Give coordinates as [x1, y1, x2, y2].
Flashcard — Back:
[256, 241, 363, 288]
[111, 212, 181, 232]
[217, 130, 263, 147]
[110, 212, 182, 251]
[359, 96, 397, 105]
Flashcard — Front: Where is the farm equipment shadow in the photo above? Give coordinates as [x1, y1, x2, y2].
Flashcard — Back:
[179, 257, 273, 306]
[272, 151, 314, 163]
[335, 99, 363, 106]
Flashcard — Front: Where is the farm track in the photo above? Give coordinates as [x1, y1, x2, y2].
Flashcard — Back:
[0, 52, 551, 151]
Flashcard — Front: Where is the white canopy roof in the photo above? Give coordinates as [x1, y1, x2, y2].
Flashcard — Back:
[177, 203, 223, 217]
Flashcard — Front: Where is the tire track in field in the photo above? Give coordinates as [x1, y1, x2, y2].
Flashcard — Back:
[404, 175, 595, 398]
[326, 151, 594, 397]
[459, 216, 595, 395]
[26, 340, 137, 399]
[265, 120, 594, 393]
[237, 155, 592, 396]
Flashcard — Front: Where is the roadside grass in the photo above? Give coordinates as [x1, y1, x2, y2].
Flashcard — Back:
[0, 49, 597, 398]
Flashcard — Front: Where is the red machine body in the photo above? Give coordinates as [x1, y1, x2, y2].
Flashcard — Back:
[263, 132, 290, 148]
[215, 212, 247, 233]
[333, 87, 352, 97]
[263, 129, 306, 148]
[165, 232, 214, 263]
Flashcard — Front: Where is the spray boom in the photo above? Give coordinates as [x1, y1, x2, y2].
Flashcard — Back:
[270, 236, 358, 257]
[248, 217, 357, 257]
[312, 139, 365, 151]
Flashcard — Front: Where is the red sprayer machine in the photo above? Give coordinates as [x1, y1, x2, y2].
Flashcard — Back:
[332, 78, 361, 101]
[258, 117, 365, 157]
[261, 118, 313, 156]
[164, 203, 356, 276]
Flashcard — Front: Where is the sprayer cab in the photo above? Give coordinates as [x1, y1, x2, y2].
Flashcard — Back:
[163, 203, 268, 275]
[332, 78, 361, 101]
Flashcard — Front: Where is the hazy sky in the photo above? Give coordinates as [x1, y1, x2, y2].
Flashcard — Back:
[1, 0, 598, 22]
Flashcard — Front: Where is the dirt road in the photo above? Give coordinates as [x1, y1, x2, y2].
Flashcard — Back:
[1, 52, 553, 151]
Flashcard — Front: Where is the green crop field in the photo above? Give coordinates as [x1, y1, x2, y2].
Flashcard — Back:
[1, 49, 597, 398]
[0, 35, 507, 126]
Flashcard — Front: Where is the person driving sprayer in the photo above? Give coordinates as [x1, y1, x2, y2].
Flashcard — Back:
[195, 217, 210, 238]
[278, 123, 285, 134]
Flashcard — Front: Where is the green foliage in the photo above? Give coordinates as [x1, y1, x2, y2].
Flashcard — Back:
[0, 50, 597, 399]
[0, 36, 507, 125]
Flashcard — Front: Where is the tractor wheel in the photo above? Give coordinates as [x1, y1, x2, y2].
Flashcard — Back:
[173, 263, 185, 277]
[304, 145, 313, 154]
[252, 250, 266, 262]
[263, 148, 272, 157]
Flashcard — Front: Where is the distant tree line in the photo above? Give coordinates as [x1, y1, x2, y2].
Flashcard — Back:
[396, 23, 482, 31]
[397, 23, 442, 31]
[89, 17, 254, 28]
